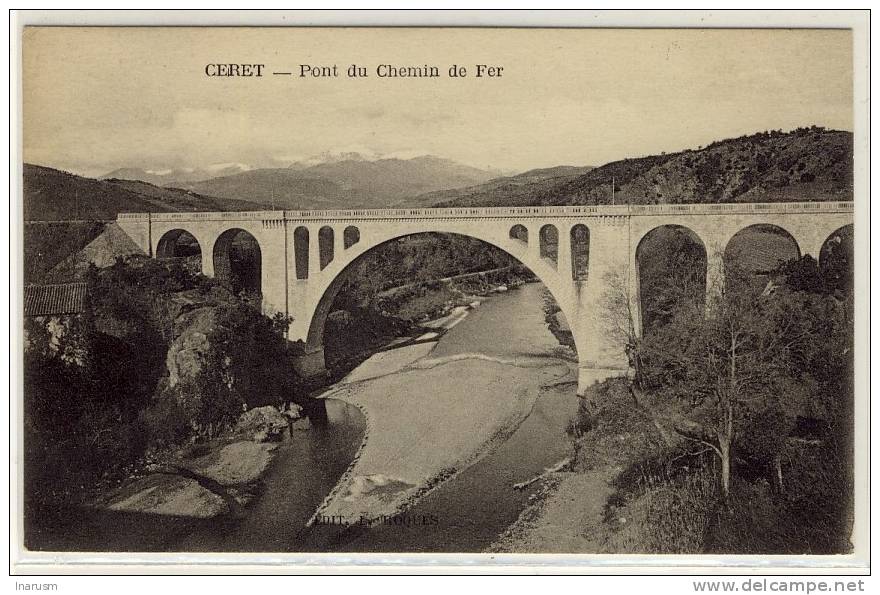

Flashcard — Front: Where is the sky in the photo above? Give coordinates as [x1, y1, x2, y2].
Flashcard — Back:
[22, 27, 853, 177]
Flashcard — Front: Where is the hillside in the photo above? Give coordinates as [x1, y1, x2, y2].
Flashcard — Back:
[155, 156, 500, 210]
[415, 165, 594, 208]
[434, 127, 852, 207]
[22, 164, 269, 283]
[182, 169, 348, 210]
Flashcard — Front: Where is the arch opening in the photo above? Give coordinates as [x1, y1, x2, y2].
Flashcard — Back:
[509, 224, 528, 243]
[819, 224, 854, 294]
[636, 225, 707, 333]
[306, 231, 578, 377]
[319, 226, 334, 270]
[570, 224, 590, 282]
[156, 229, 202, 274]
[294, 226, 309, 280]
[724, 224, 800, 294]
[539, 224, 558, 266]
[344, 226, 360, 249]
[213, 228, 262, 296]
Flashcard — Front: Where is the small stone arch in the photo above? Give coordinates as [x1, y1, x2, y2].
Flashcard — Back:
[213, 228, 262, 295]
[344, 226, 360, 249]
[724, 224, 801, 282]
[294, 226, 309, 280]
[539, 224, 558, 266]
[319, 226, 334, 270]
[156, 229, 203, 274]
[819, 224, 854, 292]
[636, 225, 707, 332]
[509, 224, 528, 243]
[570, 224, 590, 282]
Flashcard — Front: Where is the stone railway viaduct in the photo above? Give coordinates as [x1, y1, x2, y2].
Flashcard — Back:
[117, 201, 853, 394]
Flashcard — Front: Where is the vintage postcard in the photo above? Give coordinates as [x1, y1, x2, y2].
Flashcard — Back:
[9, 10, 870, 576]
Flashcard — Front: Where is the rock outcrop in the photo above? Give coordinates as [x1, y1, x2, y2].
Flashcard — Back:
[166, 307, 216, 389]
[164, 286, 237, 389]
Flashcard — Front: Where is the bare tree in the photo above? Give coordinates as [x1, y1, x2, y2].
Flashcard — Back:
[601, 268, 644, 386]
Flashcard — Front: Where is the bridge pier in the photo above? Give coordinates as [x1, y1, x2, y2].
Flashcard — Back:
[577, 366, 631, 395]
[291, 345, 328, 379]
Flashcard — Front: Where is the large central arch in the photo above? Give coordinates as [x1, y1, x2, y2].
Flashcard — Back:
[302, 230, 582, 361]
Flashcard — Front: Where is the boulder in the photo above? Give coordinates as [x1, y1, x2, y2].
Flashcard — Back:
[327, 310, 352, 325]
[167, 287, 236, 325]
[236, 405, 289, 442]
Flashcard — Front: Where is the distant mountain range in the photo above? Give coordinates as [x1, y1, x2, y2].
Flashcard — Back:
[99, 164, 252, 188]
[100, 154, 504, 210]
[433, 127, 852, 207]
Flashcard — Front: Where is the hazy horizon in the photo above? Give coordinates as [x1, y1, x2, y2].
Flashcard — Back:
[23, 28, 853, 178]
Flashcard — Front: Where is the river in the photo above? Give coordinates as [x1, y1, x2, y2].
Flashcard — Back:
[239, 282, 579, 552]
[297, 284, 578, 552]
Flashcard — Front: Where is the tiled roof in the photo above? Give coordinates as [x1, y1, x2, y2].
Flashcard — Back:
[24, 282, 88, 317]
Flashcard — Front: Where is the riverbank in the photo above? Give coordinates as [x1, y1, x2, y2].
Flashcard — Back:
[49, 276, 524, 540]
[100, 439, 281, 520]
[486, 379, 668, 554]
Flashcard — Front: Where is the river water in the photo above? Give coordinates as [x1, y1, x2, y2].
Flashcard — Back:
[297, 284, 578, 552]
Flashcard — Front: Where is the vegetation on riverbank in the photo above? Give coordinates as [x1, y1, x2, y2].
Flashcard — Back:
[558, 246, 854, 554]
[23, 257, 309, 534]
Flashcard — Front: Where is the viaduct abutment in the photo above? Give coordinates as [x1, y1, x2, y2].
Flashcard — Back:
[117, 201, 854, 395]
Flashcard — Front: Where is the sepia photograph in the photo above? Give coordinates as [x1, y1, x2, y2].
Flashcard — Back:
[9, 10, 870, 576]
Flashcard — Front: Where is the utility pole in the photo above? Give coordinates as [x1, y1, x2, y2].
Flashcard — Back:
[611, 176, 615, 205]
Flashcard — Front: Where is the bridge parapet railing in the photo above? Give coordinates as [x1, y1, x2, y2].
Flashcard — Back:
[148, 211, 285, 222]
[626, 201, 853, 215]
[117, 200, 853, 224]
[282, 201, 852, 219]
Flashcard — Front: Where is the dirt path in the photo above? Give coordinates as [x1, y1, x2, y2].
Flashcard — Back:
[488, 468, 618, 553]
